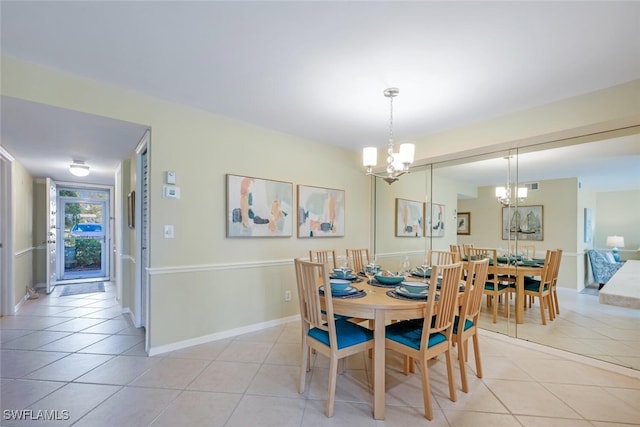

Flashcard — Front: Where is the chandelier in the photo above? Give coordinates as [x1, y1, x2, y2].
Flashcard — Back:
[495, 156, 527, 206]
[363, 88, 415, 185]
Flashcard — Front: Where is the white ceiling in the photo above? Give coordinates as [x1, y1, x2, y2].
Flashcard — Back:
[1, 1, 639, 187]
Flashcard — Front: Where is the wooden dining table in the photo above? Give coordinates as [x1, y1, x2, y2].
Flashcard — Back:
[328, 278, 428, 420]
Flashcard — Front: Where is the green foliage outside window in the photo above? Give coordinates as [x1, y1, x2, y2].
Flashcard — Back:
[74, 239, 102, 268]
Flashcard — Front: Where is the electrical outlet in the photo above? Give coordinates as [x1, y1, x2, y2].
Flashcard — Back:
[284, 290, 292, 301]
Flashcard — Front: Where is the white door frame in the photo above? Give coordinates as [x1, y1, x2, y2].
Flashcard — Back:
[134, 131, 150, 352]
[0, 147, 15, 315]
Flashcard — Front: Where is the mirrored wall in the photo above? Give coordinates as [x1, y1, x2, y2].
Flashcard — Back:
[372, 134, 640, 371]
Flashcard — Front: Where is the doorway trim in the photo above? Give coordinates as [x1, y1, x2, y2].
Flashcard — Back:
[134, 130, 150, 352]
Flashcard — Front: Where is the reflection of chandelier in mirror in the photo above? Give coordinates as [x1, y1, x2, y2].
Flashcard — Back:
[495, 156, 527, 206]
[362, 88, 415, 185]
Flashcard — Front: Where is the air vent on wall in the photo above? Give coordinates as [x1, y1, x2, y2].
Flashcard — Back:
[523, 182, 539, 191]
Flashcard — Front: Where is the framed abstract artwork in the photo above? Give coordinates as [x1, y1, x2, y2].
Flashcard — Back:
[456, 212, 470, 235]
[297, 185, 345, 238]
[502, 205, 543, 241]
[395, 198, 424, 237]
[425, 202, 445, 237]
[226, 174, 293, 237]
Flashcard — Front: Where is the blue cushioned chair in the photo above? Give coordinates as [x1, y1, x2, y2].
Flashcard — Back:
[588, 249, 624, 288]
[470, 248, 512, 323]
[523, 249, 558, 325]
[294, 258, 373, 417]
[452, 258, 489, 393]
[385, 262, 463, 420]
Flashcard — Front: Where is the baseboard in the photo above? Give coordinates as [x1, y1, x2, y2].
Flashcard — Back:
[148, 314, 300, 357]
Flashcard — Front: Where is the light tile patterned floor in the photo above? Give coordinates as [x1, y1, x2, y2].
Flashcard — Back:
[1, 283, 639, 426]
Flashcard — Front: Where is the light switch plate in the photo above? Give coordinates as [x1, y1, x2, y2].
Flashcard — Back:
[166, 171, 176, 184]
[164, 225, 174, 239]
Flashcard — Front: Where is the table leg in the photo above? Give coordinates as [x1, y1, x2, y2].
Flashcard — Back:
[373, 309, 385, 419]
[516, 274, 524, 324]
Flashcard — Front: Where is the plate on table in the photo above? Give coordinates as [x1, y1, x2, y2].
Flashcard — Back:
[320, 285, 358, 297]
[330, 273, 358, 281]
[395, 285, 428, 298]
[410, 269, 432, 278]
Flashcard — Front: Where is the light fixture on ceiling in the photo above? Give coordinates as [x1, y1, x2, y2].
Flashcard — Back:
[69, 160, 90, 177]
[363, 88, 415, 185]
[495, 156, 527, 206]
[606, 235, 624, 262]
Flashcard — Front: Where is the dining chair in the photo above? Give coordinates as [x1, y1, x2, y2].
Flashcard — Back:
[462, 243, 474, 259]
[449, 244, 462, 256]
[346, 248, 370, 274]
[469, 247, 511, 323]
[511, 244, 536, 259]
[550, 248, 563, 315]
[294, 258, 374, 417]
[426, 249, 456, 265]
[309, 249, 338, 270]
[452, 258, 489, 393]
[385, 262, 463, 420]
[523, 249, 558, 325]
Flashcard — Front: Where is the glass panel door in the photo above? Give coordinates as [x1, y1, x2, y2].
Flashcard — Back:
[61, 197, 108, 280]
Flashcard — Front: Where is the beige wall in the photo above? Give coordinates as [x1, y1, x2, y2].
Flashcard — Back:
[595, 189, 640, 261]
[12, 160, 34, 308]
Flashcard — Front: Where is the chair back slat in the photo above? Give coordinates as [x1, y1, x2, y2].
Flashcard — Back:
[426, 250, 456, 266]
[346, 248, 370, 273]
[421, 262, 462, 347]
[462, 244, 474, 258]
[309, 249, 337, 270]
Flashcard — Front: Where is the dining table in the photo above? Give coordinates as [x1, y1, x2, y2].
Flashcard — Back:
[326, 275, 432, 420]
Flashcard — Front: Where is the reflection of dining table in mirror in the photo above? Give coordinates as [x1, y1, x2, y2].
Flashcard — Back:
[495, 263, 546, 324]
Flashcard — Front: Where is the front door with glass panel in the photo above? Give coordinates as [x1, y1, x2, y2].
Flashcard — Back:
[59, 188, 109, 280]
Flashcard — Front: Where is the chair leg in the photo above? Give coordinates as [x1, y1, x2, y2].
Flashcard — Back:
[554, 289, 560, 314]
[419, 358, 433, 420]
[445, 348, 457, 403]
[326, 356, 339, 417]
[472, 333, 483, 379]
[539, 297, 547, 325]
[458, 339, 469, 393]
[299, 342, 309, 393]
[492, 294, 498, 323]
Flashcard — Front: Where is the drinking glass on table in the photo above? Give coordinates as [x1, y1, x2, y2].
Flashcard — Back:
[364, 263, 378, 285]
[416, 264, 430, 283]
[337, 256, 350, 275]
[401, 256, 411, 276]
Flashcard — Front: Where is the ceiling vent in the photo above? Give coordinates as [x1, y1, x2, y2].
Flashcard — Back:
[523, 182, 539, 191]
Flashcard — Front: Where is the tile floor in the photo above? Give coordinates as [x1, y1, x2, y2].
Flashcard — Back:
[1, 282, 640, 426]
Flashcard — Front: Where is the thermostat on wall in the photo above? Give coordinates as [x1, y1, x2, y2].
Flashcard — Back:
[165, 171, 176, 184]
[162, 185, 180, 199]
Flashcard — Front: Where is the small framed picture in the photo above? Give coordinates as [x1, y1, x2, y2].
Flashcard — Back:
[457, 212, 470, 235]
